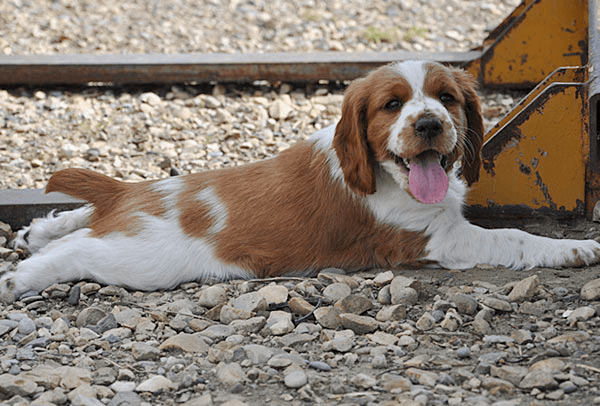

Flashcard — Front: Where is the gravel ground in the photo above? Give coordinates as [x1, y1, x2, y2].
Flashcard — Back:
[3, 1, 600, 406]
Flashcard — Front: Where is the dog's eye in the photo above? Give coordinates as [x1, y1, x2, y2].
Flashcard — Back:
[384, 99, 402, 111]
[439, 93, 455, 104]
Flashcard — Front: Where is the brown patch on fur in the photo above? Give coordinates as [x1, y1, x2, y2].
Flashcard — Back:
[449, 67, 484, 185]
[177, 176, 215, 239]
[210, 142, 429, 277]
[46, 168, 166, 237]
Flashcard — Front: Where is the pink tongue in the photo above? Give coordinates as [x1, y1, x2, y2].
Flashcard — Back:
[408, 151, 449, 204]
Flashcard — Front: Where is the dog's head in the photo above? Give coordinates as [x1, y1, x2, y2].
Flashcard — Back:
[332, 60, 484, 204]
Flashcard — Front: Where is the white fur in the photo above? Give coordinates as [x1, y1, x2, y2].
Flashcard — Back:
[0, 208, 252, 302]
[2, 60, 599, 303]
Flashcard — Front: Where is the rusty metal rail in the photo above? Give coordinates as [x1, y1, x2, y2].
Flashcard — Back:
[0, 51, 482, 86]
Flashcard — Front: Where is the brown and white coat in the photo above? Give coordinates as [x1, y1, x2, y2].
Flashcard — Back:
[2, 60, 599, 302]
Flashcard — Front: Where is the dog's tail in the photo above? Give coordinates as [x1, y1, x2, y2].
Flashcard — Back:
[46, 168, 127, 206]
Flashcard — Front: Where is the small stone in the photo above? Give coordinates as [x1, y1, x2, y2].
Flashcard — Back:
[230, 292, 267, 312]
[482, 296, 512, 312]
[17, 317, 36, 335]
[491, 365, 528, 386]
[269, 99, 294, 120]
[457, 347, 471, 359]
[198, 286, 227, 308]
[481, 376, 514, 393]
[76, 307, 107, 328]
[371, 353, 387, 368]
[203, 95, 222, 108]
[258, 285, 288, 304]
[159, 333, 210, 353]
[482, 335, 514, 345]
[317, 270, 360, 289]
[552, 286, 569, 297]
[335, 294, 373, 314]
[406, 368, 438, 387]
[375, 304, 407, 321]
[338, 313, 378, 334]
[323, 335, 354, 353]
[266, 310, 294, 335]
[135, 375, 176, 393]
[140, 92, 161, 106]
[131, 342, 160, 361]
[373, 270, 394, 286]
[581, 278, 600, 300]
[381, 373, 412, 392]
[216, 362, 246, 386]
[323, 282, 352, 303]
[366, 331, 398, 346]
[91, 313, 118, 334]
[449, 294, 479, 315]
[351, 373, 377, 389]
[198, 324, 234, 341]
[80, 283, 101, 295]
[110, 381, 137, 393]
[59, 366, 92, 389]
[530, 357, 565, 372]
[559, 381, 578, 394]
[511, 329, 533, 344]
[229, 316, 266, 335]
[313, 306, 343, 329]
[220, 304, 253, 324]
[547, 331, 590, 343]
[415, 312, 436, 331]
[288, 297, 314, 316]
[50, 318, 69, 335]
[284, 370, 308, 388]
[307, 361, 331, 371]
[377, 285, 391, 304]
[390, 276, 418, 305]
[567, 306, 596, 321]
[398, 335, 416, 347]
[113, 308, 143, 329]
[68, 285, 81, 305]
[277, 332, 315, 347]
[507, 275, 538, 302]
[0, 373, 38, 397]
[108, 392, 142, 406]
[519, 370, 558, 390]
[242, 344, 274, 365]
[545, 389, 565, 400]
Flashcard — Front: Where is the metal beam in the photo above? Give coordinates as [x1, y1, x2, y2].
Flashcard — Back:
[0, 190, 84, 230]
[0, 51, 482, 86]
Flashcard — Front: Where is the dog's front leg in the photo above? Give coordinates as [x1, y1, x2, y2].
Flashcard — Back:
[424, 221, 600, 270]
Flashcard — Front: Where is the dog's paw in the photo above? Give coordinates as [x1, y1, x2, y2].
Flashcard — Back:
[0, 271, 18, 304]
[9, 225, 31, 254]
[564, 239, 600, 267]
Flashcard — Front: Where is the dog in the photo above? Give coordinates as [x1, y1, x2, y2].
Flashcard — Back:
[1, 60, 599, 303]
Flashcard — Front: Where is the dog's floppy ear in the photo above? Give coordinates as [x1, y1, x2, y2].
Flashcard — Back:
[333, 78, 377, 196]
[453, 69, 484, 186]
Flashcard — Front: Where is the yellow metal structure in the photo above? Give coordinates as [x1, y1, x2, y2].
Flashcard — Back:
[465, 0, 599, 218]
[465, 0, 589, 89]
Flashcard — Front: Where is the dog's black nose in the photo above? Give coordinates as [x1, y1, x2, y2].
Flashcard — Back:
[415, 116, 443, 140]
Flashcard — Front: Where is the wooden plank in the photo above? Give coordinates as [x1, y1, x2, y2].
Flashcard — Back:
[0, 190, 84, 230]
[0, 51, 482, 85]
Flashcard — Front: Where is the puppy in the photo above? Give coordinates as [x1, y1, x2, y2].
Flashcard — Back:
[2, 60, 599, 303]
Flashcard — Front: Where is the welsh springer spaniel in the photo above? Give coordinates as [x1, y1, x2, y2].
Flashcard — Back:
[2, 60, 599, 302]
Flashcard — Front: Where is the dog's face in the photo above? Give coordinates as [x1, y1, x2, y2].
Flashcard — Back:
[333, 60, 484, 204]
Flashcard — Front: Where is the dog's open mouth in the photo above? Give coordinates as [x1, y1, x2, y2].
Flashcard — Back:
[390, 150, 450, 204]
